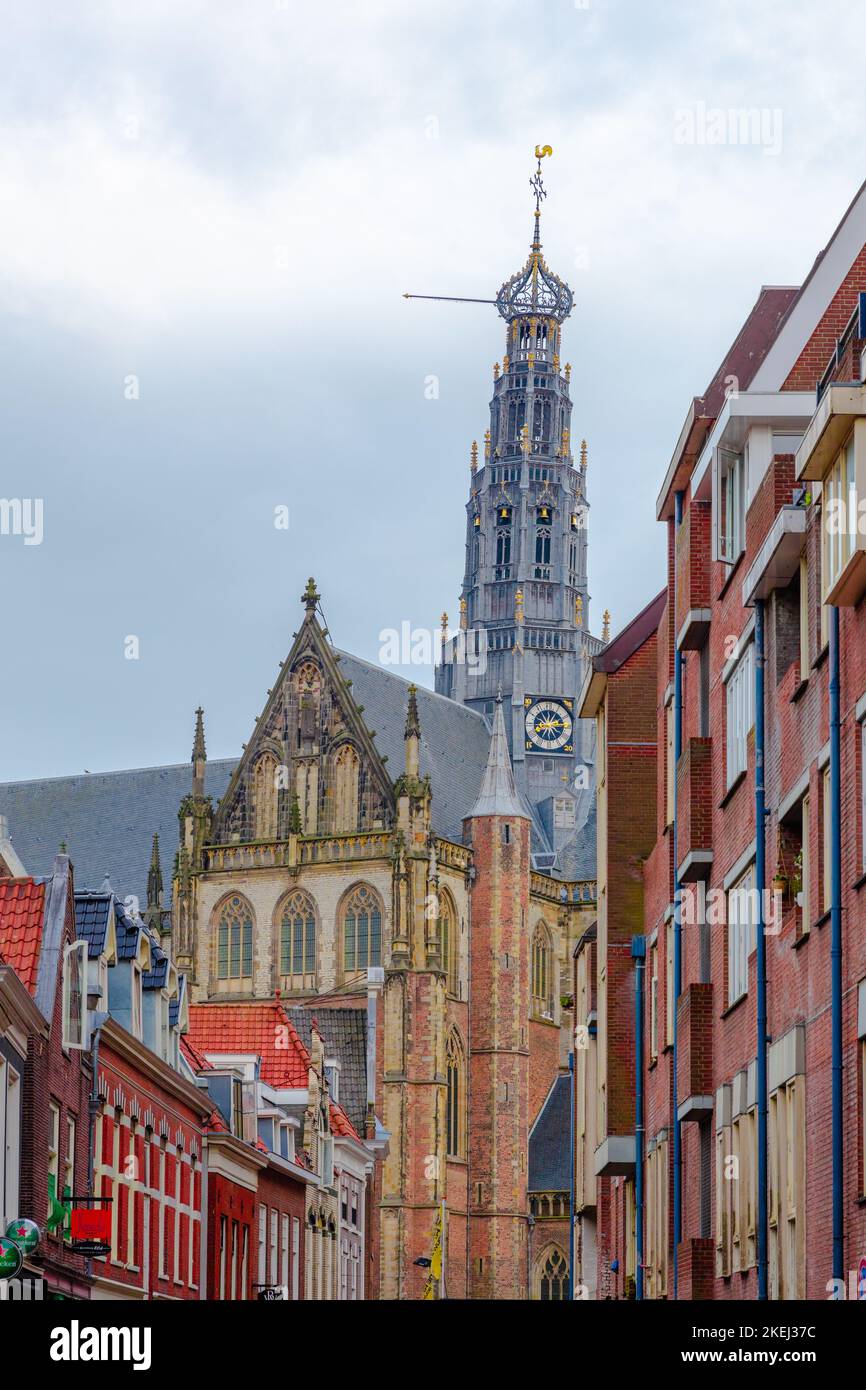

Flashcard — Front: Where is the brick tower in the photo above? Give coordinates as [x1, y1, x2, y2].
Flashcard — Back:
[465, 695, 532, 1298]
[380, 685, 448, 1298]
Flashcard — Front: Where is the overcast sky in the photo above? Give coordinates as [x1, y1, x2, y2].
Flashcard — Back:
[1, 0, 864, 780]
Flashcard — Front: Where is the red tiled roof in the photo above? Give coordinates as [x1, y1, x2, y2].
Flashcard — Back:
[180, 1034, 214, 1073]
[330, 1100, 361, 1142]
[0, 878, 46, 996]
[187, 1000, 312, 1088]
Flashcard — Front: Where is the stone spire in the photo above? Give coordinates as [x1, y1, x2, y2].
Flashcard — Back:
[470, 697, 528, 819]
[192, 707, 206, 797]
[147, 832, 163, 913]
[404, 683, 421, 778]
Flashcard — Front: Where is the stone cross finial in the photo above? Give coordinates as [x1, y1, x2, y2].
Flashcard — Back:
[602, 609, 611, 643]
[302, 577, 320, 613]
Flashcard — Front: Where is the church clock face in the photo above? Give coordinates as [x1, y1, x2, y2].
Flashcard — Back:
[523, 696, 574, 754]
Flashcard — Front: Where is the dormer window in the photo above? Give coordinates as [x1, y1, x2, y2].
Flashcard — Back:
[131, 963, 143, 1039]
[62, 941, 87, 1050]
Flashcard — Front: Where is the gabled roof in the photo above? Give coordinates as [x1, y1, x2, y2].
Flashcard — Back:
[187, 999, 363, 1141]
[288, 1006, 367, 1136]
[180, 1033, 214, 1073]
[0, 878, 46, 996]
[528, 1073, 570, 1192]
[579, 589, 666, 719]
[0, 656, 491, 905]
[187, 999, 312, 1088]
[656, 285, 798, 519]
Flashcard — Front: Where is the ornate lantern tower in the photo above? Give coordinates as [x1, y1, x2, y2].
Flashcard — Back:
[433, 149, 603, 862]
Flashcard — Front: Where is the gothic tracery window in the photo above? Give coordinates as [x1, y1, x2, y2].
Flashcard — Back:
[252, 751, 279, 840]
[534, 1246, 569, 1301]
[278, 890, 316, 990]
[532, 921, 553, 1017]
[445, 1029, 466, 1158]
[438, 890, 458, 997]
[332, 743, 360, 834]
[342, 884, 382, 978]
[216, 895, 254, 981]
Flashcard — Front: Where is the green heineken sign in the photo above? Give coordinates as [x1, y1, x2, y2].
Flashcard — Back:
[0, 1237, 23, 1280]
[5, 1218, 40, 1255]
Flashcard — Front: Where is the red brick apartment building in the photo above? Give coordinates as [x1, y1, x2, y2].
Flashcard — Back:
[578, 177, 866, 1300]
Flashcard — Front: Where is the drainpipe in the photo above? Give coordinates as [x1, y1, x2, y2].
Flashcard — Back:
[672, 490, 683, 1299]
[754, 599, 769, 1300]
[85, 1011, 109, 1288]
[569, 1051, 575, 1300]
[632, 936, 646, 1300]
[829, 604, 843, 1285]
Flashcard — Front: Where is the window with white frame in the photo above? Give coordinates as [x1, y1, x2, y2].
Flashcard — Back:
[281, 1213, 289, 1291]
[725, 642, 754, 787]
[822, 766, 832, 915]
[665, 920, 675, 1049]
[292, 1217, 300, 1299]
[822, 433, 856, 599]
[0, 1060, 21, 1231]
[862, 720, 866, 875]
[727, 864, 757, 1004]
[258, 1205, 267, 1287]
[131, 963, 143, 1040]
[649, 942, 659, 1061]
[62, 941, 87, 1050]
[47, 1102, 60, 1217]
[717, 446, 746, 562]
[64, 1115, 75, 1204]
[269, 1208, 278, 1286]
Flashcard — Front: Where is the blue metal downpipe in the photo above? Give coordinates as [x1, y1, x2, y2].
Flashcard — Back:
[672, 490, 684, 1299]
[754, 600, 769, 1300]
[632, 936, 646, 1300]
[829, 604, 843, 1284]
[569, 1050, 575, 1300]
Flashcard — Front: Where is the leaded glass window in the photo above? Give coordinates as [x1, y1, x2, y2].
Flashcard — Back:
[279, 891, 317, 989]
[217, 896, 254, 981]
[342, 884, 382, 977]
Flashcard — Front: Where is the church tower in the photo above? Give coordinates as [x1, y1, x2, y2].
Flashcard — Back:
[464, 696, 531, 1298]
[435, 150, 603, 863]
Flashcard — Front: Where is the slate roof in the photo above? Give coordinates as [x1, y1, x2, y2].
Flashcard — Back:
[74, 891, 113, 958]
[0, 878, 47, 996]
[287, 1006, 367, 1137]
[0, 760, 235, 908]
[334, 650, 492, 843]
[528, 1073, 570, 1192]
[187, 1000, 362, 1141]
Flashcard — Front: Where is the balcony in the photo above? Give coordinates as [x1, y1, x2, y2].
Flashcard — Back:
[741, 504, 806, 606]
[676, 983, 714, 1122]
[675, 498, 712, 650]
[676, 737, 713, 883]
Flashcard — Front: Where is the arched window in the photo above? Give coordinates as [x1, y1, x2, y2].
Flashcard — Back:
[533, 1245, 569, 1301]
[216, 896, 253, 981]
[278, 890, 316, 991]
[535, 525, 551, 567]
[439, 891, 458, 997]
[445, 1030, 466, 1158]
[252, 752, 278, 840]
[332, 744, 360, 834]
[342, 884, 382, 977]
[496, 529, 511, 568]
[532, 922, 553, 1016]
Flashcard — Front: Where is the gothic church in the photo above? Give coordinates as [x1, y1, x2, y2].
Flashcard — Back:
[0, 153, 600, 1299]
